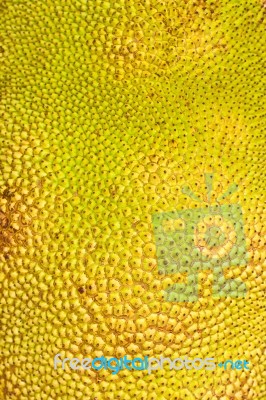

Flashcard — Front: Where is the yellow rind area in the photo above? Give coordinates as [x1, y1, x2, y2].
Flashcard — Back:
[0, 0, 265, 399]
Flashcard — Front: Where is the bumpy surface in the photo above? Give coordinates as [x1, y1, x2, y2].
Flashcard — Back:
[0, 0, 265, 399]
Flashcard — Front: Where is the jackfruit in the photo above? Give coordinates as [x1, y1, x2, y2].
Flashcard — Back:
[0, 0, 265, 399]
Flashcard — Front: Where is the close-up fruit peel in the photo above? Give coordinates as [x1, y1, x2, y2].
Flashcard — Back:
[0, 0, 265, 399]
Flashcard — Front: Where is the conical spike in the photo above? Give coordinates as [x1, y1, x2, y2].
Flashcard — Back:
[205, 173, 214, 202]
[181, 185, 203, 202]
[217, 183, 239, 201]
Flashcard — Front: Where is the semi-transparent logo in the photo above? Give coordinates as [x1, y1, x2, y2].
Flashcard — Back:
[152, 174, 248, 302]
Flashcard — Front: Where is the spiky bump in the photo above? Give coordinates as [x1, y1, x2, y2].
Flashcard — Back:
[0, 0, 266, 399]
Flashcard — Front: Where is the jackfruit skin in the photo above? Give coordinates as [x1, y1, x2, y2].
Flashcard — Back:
[0, 0, 265, 399]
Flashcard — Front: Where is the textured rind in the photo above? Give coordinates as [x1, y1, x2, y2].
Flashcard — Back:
[0, 0, 265, 399]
